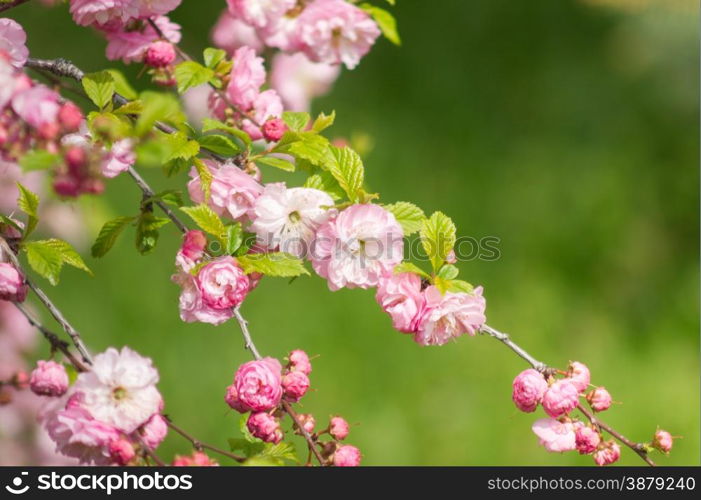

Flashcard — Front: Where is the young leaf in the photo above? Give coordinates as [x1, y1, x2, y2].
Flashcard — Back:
[19, 150, 60, 172]
[328, 146, 364, 202]
[144, 190, 184, 207]
[192, 158, 213, 201]
[174, 61, 215, 94]
[135, 212, 170, 255]
[393, 261, 431, 279]
[312, 110, 336, 132]
[201, 118, 252, 147]
[107, 69, 138, 100]
[420, 211, 457, 271]
[228, 438, 265, 458]
[360, 4, 401, 45]
[91, 216, 136, 258]
[42, 239, 92, 275]
[135, 92, 184, 136]
[224, 224, 243, 254]
[198, 134, 241, 156]
[237, 252, 309, 277]
[165, 131, 200, 161]
[82, 71, 116, 109]
[180, 204, 227, 240]
[203, 47, 227, 69]
[16, 182, 39, 238]
[446, 279, 474, 293]
[384, 201, 425, 235]
[113, 100, 144, 116]
[282, 111, 311, 132]
[23, 240, 64, 285]
[255, 155, 295, 172]
[437, 264, 459, 280]
[303, 171, 345, 200]
[273, 132, 334, 168]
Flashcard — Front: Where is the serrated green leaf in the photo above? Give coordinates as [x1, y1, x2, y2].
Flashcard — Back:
[361, 4, 401, 45]
[237, 252, 309, 277]
[273, 132, 334, 168]
[384, 201, 425, 235]
[201, 119, 252, 147]
[145, 190, 184, 207]
[107, 69, 138, 100]
[43, 239, 92, 275]
[192, 158, 213, 201]
[255, 155, 295, 172]
[228, 438, 265, 457]
[242, 456, 281, 466]
[16, 182, 39, 238]
[445, 279, 474, 293]
[135, 212, 170, 255]
[224, 223, 243, 254]
[328, 146, 364, 202]
[23, 240, 64, 285]
[303, 171, 345, 200]
[174, 61, 215, 94]
[19, 150, 60, 172]
[198, 134, 241, 156]
[86, 111, 131, 141]
[180, 204, 227, 241]
[393, 261, 431, 279]
[82, 71, 115, 109]
[113, 100, 144, 116]
[282, 111, 310, 132]
[91, 216, 136, 258]
[312, 110, 335, 132]
[437, 264, 459, 280]
[203, 47, 227, 69]
[165, 132, 200, 162]
[420, 211, 457, 271]
[135, 91, 184, 136]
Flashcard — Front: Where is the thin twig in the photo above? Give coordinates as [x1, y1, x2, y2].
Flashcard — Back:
[233, 305, 262, 360]
[127, 167, 190, 234]
[164, 418, 245, 463]
[0, 0, 30, 13]
[282, 400, 326, 465]
[480, 324, 548, 373]
[134, 435, 166, 466]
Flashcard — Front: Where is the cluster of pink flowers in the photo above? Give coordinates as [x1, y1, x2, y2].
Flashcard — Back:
[172, 450, 219, 466]
[511, 361, 673, 465]
[39, 346, 168, 465]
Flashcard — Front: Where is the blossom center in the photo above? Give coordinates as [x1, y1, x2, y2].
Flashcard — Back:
[113, 386, 127, 400]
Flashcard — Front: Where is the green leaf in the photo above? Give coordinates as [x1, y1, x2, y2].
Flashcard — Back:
[445, 279, 474, 293]
[420, 211, 457, 271]
[224, 223, 243, 254]
[198, 134, 241, 156]
[23, 240, 64, 285]
[165, 132, 200, 161]
[201, 119, 252, 147]
[144, 190, 184, 207]
[135, 91, 184, 136]
[81, 71, 116, 109]
[203, 47, 227, 69]
[107, 69, 138, 100]
[384, 201, 425, 235]
[228, 438, 265, 458]
[16, 182, 39, 238]
[328, 146, 364, 202]
[113, 100, 144, 116]
[237, 252, 309, 277]
[255, 155, 295, 172]
[174, 61, 215, 94]
[393, 261, 431, 279]
[282, 111, 311, 132]
[273, 132, 334, 168]
[303, 171, 345, 200]
[180, 204, 227, 240]
[437, 264, 459, 280]
[361, 4, 401, 45]
[19, 150, 60, 172]
[192, 158, 213, 201]
[238, 413, 260, 444]
[135, 212, 170, 255]
[42, 239, 92, 275]
[312, 110, 335, 132]
[91, 216, 136, 258]
[86, 111, 131, 141]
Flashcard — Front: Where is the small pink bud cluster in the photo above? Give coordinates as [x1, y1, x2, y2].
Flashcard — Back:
[172, 451, 219, 466]
[652, 429, 673, 454]
[29, 360, 69, 397]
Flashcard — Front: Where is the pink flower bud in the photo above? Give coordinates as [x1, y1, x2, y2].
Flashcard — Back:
[288, 349, 312, 375]
[173, 451, 219, 466]
[11, 370, 29, 390]
[140, 414, 168, 450]
[108, 437, 135, 465]
[586, 387, 612, 412]
[261, 118, 287, 142]
[652, 430, 673, 453]
[593, 441, 621, 466]
[0, 262, 28, 302]
[298, 413, 315, 434]
[247, 412, 283, 444]
[542, 379, 580, 418]
[333, 444, 361, 466]
[329, 416, 350, 440]
[29, 360, 69, 397]
[233, 357, 283, 412]
[65, 146, 87, 170]
[567, 361, 590, 392]
[58, 101, 83, 131]
[224, 384, 248, 413]
[144, 41, 176, 68]
[574, 424, 601, 455]
[511, 368, 548, 413]
[53, 175, 82, 198]
[38, 121, 60, 140]
[176, 230, 207, 271]
[282, 370, 310, 402]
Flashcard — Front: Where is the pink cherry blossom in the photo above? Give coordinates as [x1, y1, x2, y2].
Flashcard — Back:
[375, 271, 425, 333]
[211, 9, 264, 55]
[29, 361, 69, 397]
[108, 437, 135, 465]
[288, 349, 312, 375]
[414, 286, 486, 346]
[224, 384, 248, 413]
[574, 423, 601, 455]
[69, 0, 138, 27]
[282, 370, 310, 402]
[251, 183, 334, 259]
[103, 16, 181, 63]
[329, 416, 350, 440]
[173, 272, 234, 326]
[653, 429, 673, 453]
[0, 262, 28, 303]
[226, 0, 296, 29]
[586, 387, 612, 412]
[258, 13, 300, 52]
[593, 441, 621, 466]
[542, 379, 580, 418]
[173, 451, 219, 466]
[140, 413, 168, 449]
[511, 368, 548, 413]
[101, 138, 135, 178]
[196, 256, 250, 309]
[295, 0, 380, 70]
[298, 413, 315, 433]
[240, 89, 284, 140]
[333, 444, 361, 466]
[312, 204, 404, 291]
[227, 45, 266, 110]
[234, 357, 283, 412]
[175, 230, 207, 272]
[270, 52, 340, 112]
[247, 411, 283, 443]
[567, 361, 590, 393]
[133, 0, 182, 17]
[71, 347, 161, 433]
[531, 418, 576, 453]
[0, 18, 29, 68]
[188, 160, 264, 222]
[11, 85, 61, 128]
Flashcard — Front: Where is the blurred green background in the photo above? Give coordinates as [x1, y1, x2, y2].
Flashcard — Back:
[9, 0, 699, 465]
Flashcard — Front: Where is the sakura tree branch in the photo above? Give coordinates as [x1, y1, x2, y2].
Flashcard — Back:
[0, 0, 30, 13]
[281, 400, 326, 465]
[164, 418, 245, 463]
[577, 403, 655, 466]
[127, 167, 190, 234]
[233, 305, 262, 360]
[479, 324, 549, 373]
